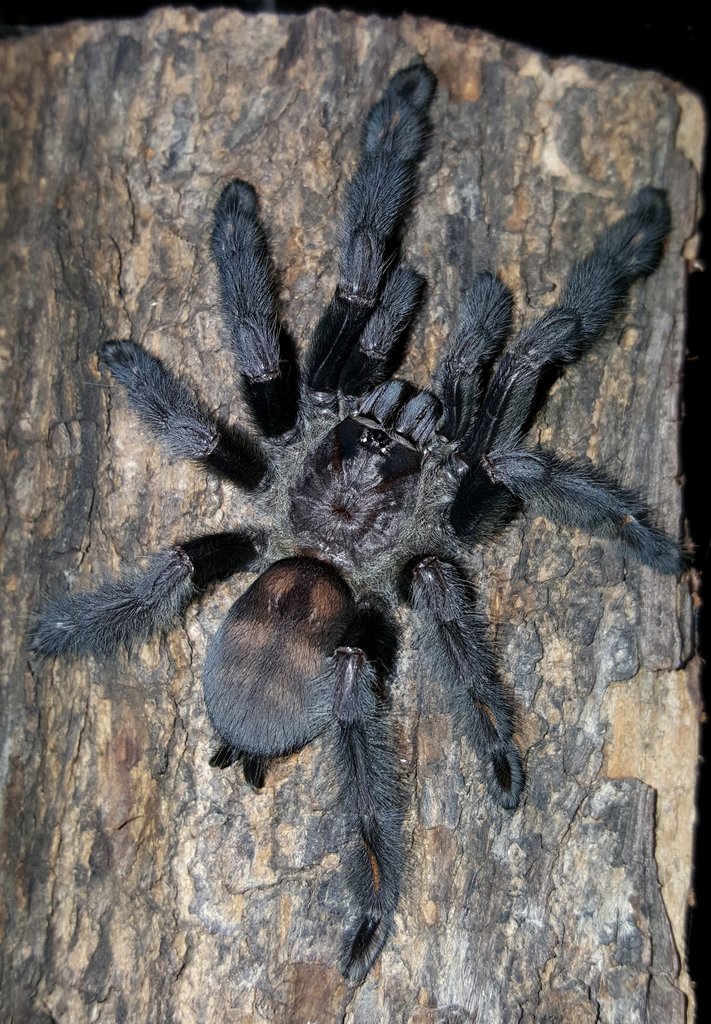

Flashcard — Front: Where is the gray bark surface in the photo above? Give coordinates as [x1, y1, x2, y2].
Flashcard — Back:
[0, 9, 702, 1023]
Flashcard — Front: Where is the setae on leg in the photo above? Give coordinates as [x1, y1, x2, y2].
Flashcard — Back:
[211, 179, 298, 438]
[338, 261, 424, 396]
[102, 340, 267, 489]
[485, 446, 681, 572]
[305, 62, 436, 400]
[330, 631, 406, 982]
[465, 188, 671, 454]
[404, 556, 524, 808]
[432, 271, 514, 439]
[30, 532, 259, 658]
[451, 188, 672, 540]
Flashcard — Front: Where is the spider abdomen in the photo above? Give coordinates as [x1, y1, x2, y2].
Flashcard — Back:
[289, 417, 421, 566]
[203, 557, 354, 756]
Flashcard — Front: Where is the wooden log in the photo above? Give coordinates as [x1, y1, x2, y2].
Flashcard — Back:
[0, 9, 702, 1022]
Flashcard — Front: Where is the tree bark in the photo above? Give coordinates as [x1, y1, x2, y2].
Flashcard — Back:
[0, 9, 702, 1023]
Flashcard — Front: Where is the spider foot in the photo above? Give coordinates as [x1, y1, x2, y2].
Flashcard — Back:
[485, 741, 524, 809]
[341, 912, 388, 983]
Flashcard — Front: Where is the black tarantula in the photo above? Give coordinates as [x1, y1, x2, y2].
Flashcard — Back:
[32, 61, 680, 981]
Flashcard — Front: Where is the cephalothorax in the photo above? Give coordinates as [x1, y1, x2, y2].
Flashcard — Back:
[33, 62, 679, 981]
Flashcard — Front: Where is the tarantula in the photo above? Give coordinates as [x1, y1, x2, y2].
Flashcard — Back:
[32, 61, 680, 981]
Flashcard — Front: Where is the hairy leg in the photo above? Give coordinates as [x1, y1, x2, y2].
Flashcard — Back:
[102, 340, 267, 488]
[338, 262, 425, 395]
[432, 271, 514, 439]
[211, 179, 298, 438]
[30, 532, 259, 657]
[404, 556, 524, 808]
[304, 63, 436, 401]
[463, 188, 670, 456]
[485, 446, 681, 572]
[452, 188, 672, 539]
[331, 600, 406, 982]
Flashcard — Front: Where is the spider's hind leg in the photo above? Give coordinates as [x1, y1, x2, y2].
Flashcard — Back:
[403, 555, 524, 809]
[329, 600, 406, 982]
[30, 532, 260, 658]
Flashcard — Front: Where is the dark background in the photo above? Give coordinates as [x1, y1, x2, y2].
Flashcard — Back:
[1, 4, 707, 1018]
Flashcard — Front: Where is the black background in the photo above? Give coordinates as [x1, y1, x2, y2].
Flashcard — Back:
[1, 4, 707, 1018]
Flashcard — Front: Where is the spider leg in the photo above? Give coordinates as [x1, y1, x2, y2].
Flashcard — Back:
[102, 340, 267, 488]
[331, 601, 405, 982]
[486, 446, 681, 572]
[451, 188, 671, 538]
[431, 271, 514, 439]
[466, 188, 671, 453]
[30, 532, 259, 658]
[211, 179, 298, 438]
[338, 261, 425, 395]
[403, 556, 524, 809]
[304, 63, 436, 401]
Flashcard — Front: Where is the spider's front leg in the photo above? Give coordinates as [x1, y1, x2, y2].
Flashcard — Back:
[403, 555, 524, 809]
[211, 179, 298, 438]
[449, 188, 681, 571]
[458, 187, 672, 460]
[431, 270, 514, 439]
[304, 63, 435, 402]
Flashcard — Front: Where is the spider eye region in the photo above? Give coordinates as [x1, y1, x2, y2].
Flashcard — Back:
[203, 557, 354, 757]
[290, 417, 421, 565]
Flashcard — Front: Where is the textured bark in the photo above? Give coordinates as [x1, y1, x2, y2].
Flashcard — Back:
[0, 9, 703, 1023]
